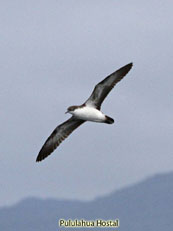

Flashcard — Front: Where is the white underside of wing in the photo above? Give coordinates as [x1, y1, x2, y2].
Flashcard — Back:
[72, 106, 105, 122]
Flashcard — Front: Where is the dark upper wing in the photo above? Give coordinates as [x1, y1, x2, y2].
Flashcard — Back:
[85, 63, 133, 109]
[36, 116, 85, 162]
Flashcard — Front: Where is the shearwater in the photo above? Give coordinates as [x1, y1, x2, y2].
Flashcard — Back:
[36, 63, 133, 162]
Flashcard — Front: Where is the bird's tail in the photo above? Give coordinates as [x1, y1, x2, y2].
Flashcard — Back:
[105, 115, 114, 124]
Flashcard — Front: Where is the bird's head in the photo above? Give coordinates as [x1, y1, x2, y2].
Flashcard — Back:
[65, 105, 78, 114]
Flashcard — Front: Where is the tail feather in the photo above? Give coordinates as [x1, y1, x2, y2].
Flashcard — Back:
[105, 115, 114, 124]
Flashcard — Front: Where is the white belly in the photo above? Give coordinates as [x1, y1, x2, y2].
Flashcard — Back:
[73, 106, 105, 122]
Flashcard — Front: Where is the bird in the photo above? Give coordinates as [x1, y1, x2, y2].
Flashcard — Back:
[36, 63, 133, 162]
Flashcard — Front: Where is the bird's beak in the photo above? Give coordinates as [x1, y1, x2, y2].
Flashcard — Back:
[65, 111, 68, 114]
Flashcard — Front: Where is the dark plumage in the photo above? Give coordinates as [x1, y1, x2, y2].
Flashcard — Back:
[36, 63, 133, 162]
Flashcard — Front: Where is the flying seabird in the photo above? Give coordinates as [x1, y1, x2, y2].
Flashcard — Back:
[36, 63, 133, 162]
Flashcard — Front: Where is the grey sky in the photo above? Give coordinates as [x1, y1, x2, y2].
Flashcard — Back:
[1, 0, 173, 206]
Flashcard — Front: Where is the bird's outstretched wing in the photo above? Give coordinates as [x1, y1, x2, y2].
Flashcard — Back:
[85, 63, 133, 109]
[36, 117, 85, 162]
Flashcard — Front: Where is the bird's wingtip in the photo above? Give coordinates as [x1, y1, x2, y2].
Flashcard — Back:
[36, 156, 41, 162]
[127, 62, 133, 68]
[36, 152, 44, 162]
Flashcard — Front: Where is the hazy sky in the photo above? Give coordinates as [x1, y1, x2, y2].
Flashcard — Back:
[1, 0, 173, 206]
